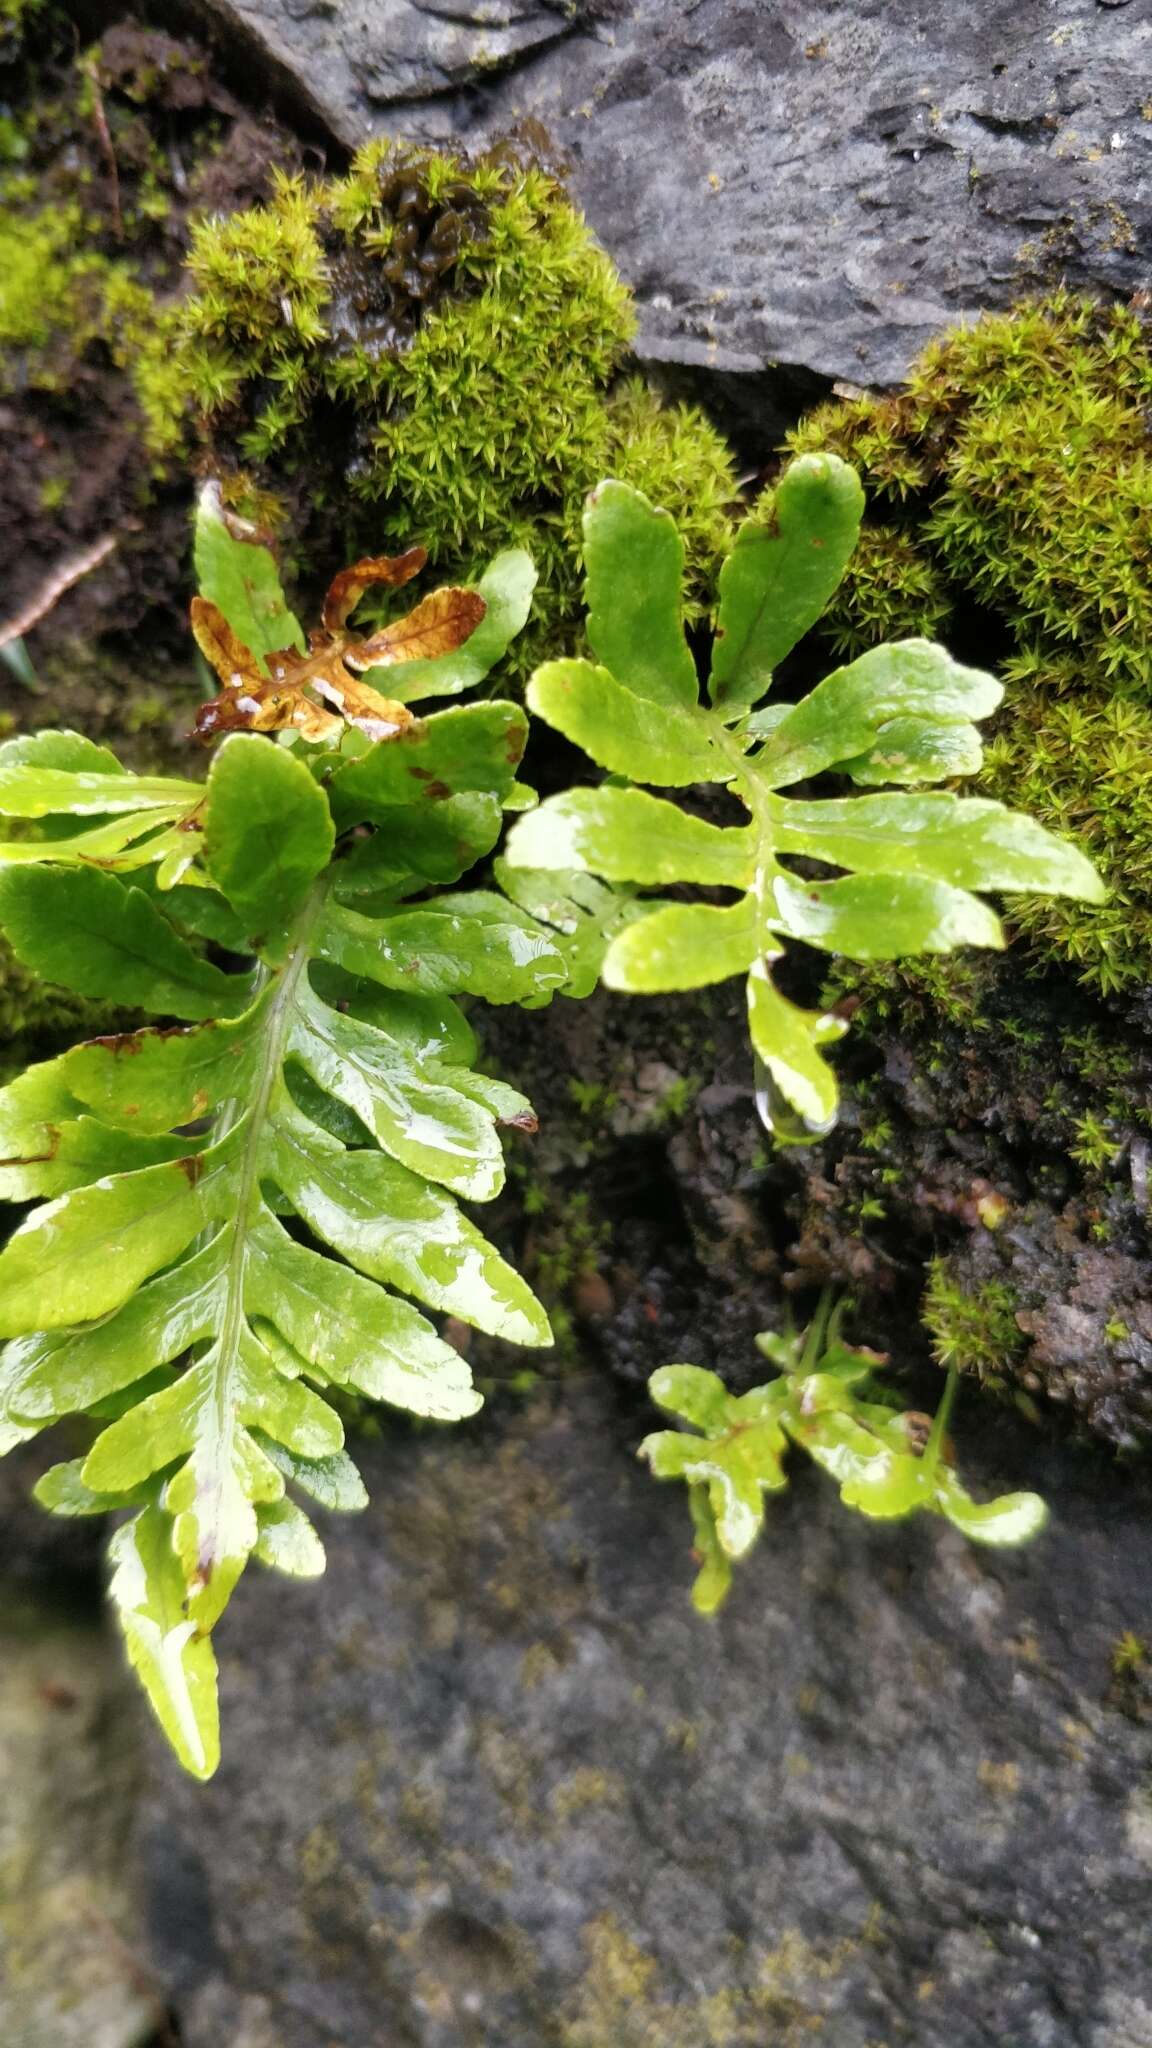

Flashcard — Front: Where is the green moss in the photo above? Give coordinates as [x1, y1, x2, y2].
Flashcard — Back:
[0, 205, 103, 362]
[979, 686, 1152, 993]
[818, 521, 952, 659]
[790, 293, 1152, 690]
[0, 195, 186, 457]
[0, 0, 43, 54]
[790, 292, 1152, 992]
[176, 139, 739, 664]
[922, 1258, 1026, 1387]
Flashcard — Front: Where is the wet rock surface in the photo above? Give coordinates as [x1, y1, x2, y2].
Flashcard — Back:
[189, 0, 1152, 387]
[0, 1450, 160, 2048]
[134, 1379, 1152, 2047]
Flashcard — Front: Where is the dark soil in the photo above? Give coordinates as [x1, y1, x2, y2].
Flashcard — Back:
[0, 11, 303, 690]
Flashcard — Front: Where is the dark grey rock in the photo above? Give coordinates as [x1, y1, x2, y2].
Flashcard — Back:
[190, 0, 1152, 387]
[0, 1584, 161, 2048]
[137, 1382, 1152, 2047]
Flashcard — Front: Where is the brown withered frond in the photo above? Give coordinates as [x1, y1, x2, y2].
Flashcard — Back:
[191, 553, 485, 745]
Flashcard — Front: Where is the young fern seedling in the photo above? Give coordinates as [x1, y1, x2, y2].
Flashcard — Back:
[641, 1298, 1047, 1614]
[0, 490, 565, 1778]
[503, 456, 1105, 1139]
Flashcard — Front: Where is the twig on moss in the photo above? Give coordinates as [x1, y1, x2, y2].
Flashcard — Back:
[83, 55, 123, 240]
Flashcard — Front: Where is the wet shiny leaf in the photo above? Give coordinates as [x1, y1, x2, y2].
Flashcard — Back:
[203, 733, 334, 945]
[583, 479, 699, 709]
[709, 453, 864, 713]
[527, 660, 729, 785]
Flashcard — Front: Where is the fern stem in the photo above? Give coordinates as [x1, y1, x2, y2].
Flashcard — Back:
[191, 880, 328, 1583]
[925, 1363, 960, 1476]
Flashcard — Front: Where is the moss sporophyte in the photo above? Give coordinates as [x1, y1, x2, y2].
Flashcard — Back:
[0, 458, 1101, 1772]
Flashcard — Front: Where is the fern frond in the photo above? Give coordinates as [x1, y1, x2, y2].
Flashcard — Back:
[0, 499, 558, 1777]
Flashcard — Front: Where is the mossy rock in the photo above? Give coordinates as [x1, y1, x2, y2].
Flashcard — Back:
[789, 291, 1152, 993]
[172, 138, 740, 668]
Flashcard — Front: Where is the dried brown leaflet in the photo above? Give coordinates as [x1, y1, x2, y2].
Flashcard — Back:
[192, 552, 486, 743]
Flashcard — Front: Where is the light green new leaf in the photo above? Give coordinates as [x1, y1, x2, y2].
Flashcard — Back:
[258, 1438, 369, 1513]
[203, 734, 335, 944]
[0, 866, 253, 1017]
[505, 786, 755, 889]
[0, 730, 126, 777]
[647, 1363, 732, 1434]
[603, 898, 758, 992]
[527, 662, 729, 786]
[0, 844, 549, 1771]
[746, 958, 847, 1129]
[193, 480, 305, 670]
[254, 1496, 327, 1577]
[286, 982, 511, 1199]
[687, 1486, 733, 1614]
[0, 1154, 215, 1335]
[246, 1212, 482, 1421]
[643, 1307, 1048, 1615]
[768, 871, 1004, 959]
[640, 1365, 789, 1560]
[0, 812, 194, 875]
[372, 549, 537, 702]
[935, 1481, 1047, 1544]
[709, 453, 864, 713]
[768, 793, 1105, 902]
[0, 731, 202, 819]
[757, 641, 1003, 788]
[32, 1458, 141, 1516]
[583, 480, 699, 709]
[108, 1505, 220, 1781]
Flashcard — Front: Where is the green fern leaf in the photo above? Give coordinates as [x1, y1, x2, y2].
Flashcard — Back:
[507, 462, 1105, 1140]
[0, 518, 557, 1778]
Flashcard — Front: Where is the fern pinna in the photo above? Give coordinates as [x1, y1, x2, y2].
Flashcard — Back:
[0, 491, 558, 1776]
[505, 456, 1105, 1139]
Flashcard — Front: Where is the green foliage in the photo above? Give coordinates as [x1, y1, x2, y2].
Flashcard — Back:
[641, 1300, 1046, 1613]
[506, 458, 1103, 1140]
[921, 1258, 1026, 1385]
[979, 687, 1152, 994]
[787, 292, 1152, 989]
[176, 141, 738, 662]
[0, 183, 185, 459]
[0, 507, 570, 1778]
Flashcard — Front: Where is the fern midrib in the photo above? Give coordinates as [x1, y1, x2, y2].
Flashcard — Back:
[714, 720, 782, 950]
[197, 882, 328, 1561]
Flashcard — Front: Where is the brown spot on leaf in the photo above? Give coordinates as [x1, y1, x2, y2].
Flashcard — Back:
[177, 1153, 204, 1185]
